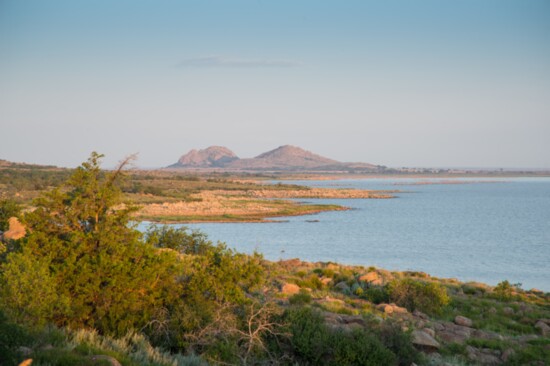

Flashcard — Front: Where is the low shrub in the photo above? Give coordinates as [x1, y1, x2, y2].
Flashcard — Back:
[284, 306, 399, 365]
[289, 290, 312, 305]
[387, 278, 450, 315]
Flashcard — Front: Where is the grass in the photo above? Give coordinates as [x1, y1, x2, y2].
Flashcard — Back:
[4, 325, 208, 366]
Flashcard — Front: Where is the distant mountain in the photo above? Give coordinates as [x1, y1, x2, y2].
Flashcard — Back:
[168, 145, 381, 172]
[169, 146, 239, 168]
[228, 145, 338, 170]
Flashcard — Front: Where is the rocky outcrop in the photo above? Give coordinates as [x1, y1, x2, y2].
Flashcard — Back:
[281, 283, 300, 295]
[170, 146, 238, 168]
[535, 319, 550, 336]
[2, 217, 26, 241]
[359, 272, 383, 286]
[411, 329, 440, 350]
[168, 145, 381, 172]
[454, 315, 473, 327]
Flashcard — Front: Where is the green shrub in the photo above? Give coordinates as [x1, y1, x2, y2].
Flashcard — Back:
[363, 286, 390, 304]
[377, 321, 419, 366]
[289, 290, 312, 305]
[492, 280, 520, 302]
[296, 274, 324, 290]
[0, 199, 21, 232]
[0, 311, 31, 366]
[387, 278, 450, 315]
[284, 306, 397, 365]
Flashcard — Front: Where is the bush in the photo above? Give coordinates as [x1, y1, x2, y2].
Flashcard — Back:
[387, 278, 450, 315]
[289, 290, 312, 305]
[0, 311, 31, 366]
[492, 280, 520, 302]
[363, 286, 390, 304]
[0, 199, 21, 232]
[284, 307, 397, 365]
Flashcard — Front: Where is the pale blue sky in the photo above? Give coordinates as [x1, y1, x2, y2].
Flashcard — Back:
[1, 0, 549, 168]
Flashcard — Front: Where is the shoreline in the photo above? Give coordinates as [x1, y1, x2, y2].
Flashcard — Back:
[136, 187, 393, 223]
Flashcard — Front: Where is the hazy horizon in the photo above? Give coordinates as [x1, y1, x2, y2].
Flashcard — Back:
[1, 0, 549, 169]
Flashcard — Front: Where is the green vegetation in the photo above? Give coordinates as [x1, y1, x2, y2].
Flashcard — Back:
[1, 153, 549, 365]
[387, 278, 450, 315]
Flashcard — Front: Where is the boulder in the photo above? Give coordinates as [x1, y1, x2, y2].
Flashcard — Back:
[18, 360, 33, 366]
[393, 305, 408, 314]
[502, 307, 514, 315]
[281, 283, 300, 295]
[359, 272, 383, 285]
[413, 309, 429, 320]
[334, 281, 350, 293]
[422, 328, 436, 338]
[454, 315, 473, 327]
[411, 329, 440, 349]
[535, 320, 550, 336]
[376, 303, 394, 314]
[3, 217, 25, 240]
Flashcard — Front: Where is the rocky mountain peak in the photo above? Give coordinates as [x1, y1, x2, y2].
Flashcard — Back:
[173, 146, 238, 168]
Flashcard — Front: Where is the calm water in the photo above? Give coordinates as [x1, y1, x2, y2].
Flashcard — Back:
[141, 178, 550, 291]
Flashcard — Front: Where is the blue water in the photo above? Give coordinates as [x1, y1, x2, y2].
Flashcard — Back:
[141, 178, 550, 291]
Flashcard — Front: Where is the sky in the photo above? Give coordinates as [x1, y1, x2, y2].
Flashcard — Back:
[1, 0, 549, 169]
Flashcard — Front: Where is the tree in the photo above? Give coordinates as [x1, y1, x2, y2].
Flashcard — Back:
[0, 153, 181, 335]
[0, 199, 21, 232]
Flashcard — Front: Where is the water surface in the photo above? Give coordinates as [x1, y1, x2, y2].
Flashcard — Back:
[142, 177, 550, 291]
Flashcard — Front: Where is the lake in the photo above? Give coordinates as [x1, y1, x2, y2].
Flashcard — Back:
[141, 177, 550, 291]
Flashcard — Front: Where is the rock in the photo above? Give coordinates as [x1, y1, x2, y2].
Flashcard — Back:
[502, 307, 514, 315]
[390, 303, 408, 314]
[375, 303, 394, 314]
[433, 322, 445, 331]
[438, 330, 469, 344]
[413, 309, 428, 319]
[472, 329, 503, 341]
[90, 355, 122, 366]
[455, 315, 473, 327]
[359, 272, 383, 285]
[281, 283, 300, 295]
[467, 345, 504, 365]
[18, 360, 32, 366]
[488, 307, 497, 314]
[320, 277, 332, 285]
[411, 329, 440, 349]
[423, 328, 436, 338]
[517, 334, 539, 343]
[334, 281, 351, 293]
[436, 321, 473, 344]
[341, 315, 366, 327]
[3, 217, 25, 240]
[535, 320, 550, 336]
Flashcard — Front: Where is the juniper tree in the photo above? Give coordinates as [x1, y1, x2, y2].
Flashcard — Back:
[0, 153, 181, 334]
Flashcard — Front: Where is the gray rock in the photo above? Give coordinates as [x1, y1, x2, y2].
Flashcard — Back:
[455, 315, 473, 327]
[334, 281, 350, 293]
[535, 320, 550, 336]
[422, 328, 436, 338]
[412, 329, 440, 349]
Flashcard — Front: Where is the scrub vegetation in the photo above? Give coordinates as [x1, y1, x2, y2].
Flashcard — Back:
[0, 153, 549, 365]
